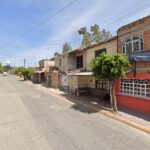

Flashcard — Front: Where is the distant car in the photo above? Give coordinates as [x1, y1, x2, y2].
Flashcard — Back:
[3, 72, 8, 76]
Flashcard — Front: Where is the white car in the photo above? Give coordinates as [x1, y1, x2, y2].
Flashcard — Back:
[3, 72, 8, 76]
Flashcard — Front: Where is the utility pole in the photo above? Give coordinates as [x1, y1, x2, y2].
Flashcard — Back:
[24, 58, 26, 68]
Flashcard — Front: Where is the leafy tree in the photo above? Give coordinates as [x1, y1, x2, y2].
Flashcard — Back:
[78, 27, 92, 47]
[0, 62, 4, 73]
[91, 24, 102, 42]
[91, 52, 131, 112]
[62, 42, 72, 53]
[101, 29, 112, 40]
[78, 24, 112, 47]
[14, 67, 35, 80]
[3, 65, 13, 72]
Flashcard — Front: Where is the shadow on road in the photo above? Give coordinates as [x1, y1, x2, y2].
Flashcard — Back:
[70, 104, 98, 114]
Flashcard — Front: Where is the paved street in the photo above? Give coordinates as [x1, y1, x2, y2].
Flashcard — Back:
[0, 75, 150, 150]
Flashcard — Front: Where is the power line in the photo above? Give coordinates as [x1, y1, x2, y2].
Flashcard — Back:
[0, 0, 77, 49]
[0, 40, 81, 57]
[103, 0, 150, 27]
[0, 0, 149, 56]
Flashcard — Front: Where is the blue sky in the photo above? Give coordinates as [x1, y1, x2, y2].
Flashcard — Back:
[0, 0, 150, 66]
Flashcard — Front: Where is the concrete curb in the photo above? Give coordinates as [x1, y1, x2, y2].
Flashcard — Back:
[17, 77, 150, 134]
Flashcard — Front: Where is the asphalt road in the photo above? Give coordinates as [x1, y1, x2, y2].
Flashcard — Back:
[0, 75, 150, 150]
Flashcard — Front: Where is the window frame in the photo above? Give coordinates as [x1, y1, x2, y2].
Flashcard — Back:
[95, 48, 106, 58]
[95, 79, 108, 90]
[122, 36, 144, 54]
[120, 79, 150, 97]
[76, 55, 83, 69]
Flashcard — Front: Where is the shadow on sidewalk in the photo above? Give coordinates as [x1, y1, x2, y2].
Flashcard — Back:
[61, 93, 150, 125]
[71, 103, 98, 114]
[62, 94, 112, 113]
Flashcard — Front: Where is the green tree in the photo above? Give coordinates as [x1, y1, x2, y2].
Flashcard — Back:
[14, 67, 35, 80]
[101, 29, 112, 40]
[91, 24, 102, 42]
[3, 65, 13, 72]
[91, 52, 131, 112]
[0, 62, 3, 73]
[62, 42, 72, 53]
[78, 27, 92, 47]
[78, 24, 112, 47]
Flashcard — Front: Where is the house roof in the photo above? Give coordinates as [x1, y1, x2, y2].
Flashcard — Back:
[69, 36, 117, 55]
[39, 59, 51, 61]
[118, 15, 150, 32]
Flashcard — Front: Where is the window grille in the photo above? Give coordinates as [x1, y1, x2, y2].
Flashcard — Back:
[121, 79, 150, 97]
[123, 37, 143, 54]
[96, 79, 108, 90]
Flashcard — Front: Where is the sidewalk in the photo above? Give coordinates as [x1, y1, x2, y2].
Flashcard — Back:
[21, 77, 150, 134]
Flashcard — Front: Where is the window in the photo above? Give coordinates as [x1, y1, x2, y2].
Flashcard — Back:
[76, 55, 83, 68]
[123, 37, 143, 54]
[59, 59, 61, 67]
[120, 79, 150, 97]
[96, 79, 108, 90]
[95, 48, 106, 58]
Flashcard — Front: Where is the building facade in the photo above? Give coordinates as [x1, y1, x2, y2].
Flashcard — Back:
[68, 37, 117, 96]
[52, 15, 150, 114]
[33, 59, 55, 85]
[116, 15, 150, 114]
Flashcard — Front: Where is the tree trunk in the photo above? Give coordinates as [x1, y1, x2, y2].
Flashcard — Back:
[109, 80, 118, 112]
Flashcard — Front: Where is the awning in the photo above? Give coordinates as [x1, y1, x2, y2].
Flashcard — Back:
[133, 56, 150, 61]
[35, 71, 44, 74]
[68, 72, 93, 76]
[129, 50, 150, 61]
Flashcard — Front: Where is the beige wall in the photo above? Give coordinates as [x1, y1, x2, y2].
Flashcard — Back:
[69, 75, 91, 93]
[44, 61, 54, 72]
[39, 59, 54, 72]
[54, 51, 87, 72]
[69, 75, 78, 94]
[86, 39, 117, 71]
[88, 76, 96, 88]
[49, 71, 59, 88]
[68, 54, 76, 71]
[54, 53, 68, 73]
[78, 76, 91, 88]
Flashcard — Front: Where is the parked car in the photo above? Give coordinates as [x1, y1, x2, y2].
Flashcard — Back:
[3, 72, 8, 77]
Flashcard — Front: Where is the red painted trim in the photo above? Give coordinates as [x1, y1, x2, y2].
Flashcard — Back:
[115, 73, 150, 114]
[116, 94, 150, 114]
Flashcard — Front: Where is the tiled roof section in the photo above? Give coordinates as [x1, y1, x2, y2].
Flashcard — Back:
[118, 15, 150, 32]
[39, 59, 51, 61]
[69, 36, 117, 54]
